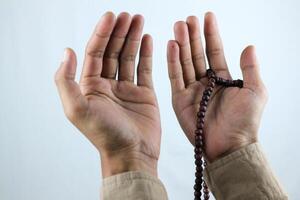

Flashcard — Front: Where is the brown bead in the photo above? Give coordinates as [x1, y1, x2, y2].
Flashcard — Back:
[194, 148, 203, 154]
[195, 177, 202, 185]
[197, 117, 204, 124]
[194, 154, 202, 160]
[204, 184, 209, 189]
[194, 129, 203, 135]
[204, 189, 209, 195]
[198, 111, 205, 118]
[200, 100, 208, 106]
[195, 171, 203, 178]
[197, 122, 204, 129]
[200, 106, 207, 112]
[194, 184, 202, 191]
[207, 69, 216, 78]
[195, 141, 204, 148]
[208, 81, 215, 87]
[196, 166, 203, 171]
[194, 191, 201, 198]
[195, 135, 203, 141]
[195, 159, 203, 166]
[237, 79, 243, 88]
[204, 194, 210, 200]
[198, 117, 205, 124]
[202, 95, 209, 101]
[215, 77, 221, 82]
[207, 87, 213, 92]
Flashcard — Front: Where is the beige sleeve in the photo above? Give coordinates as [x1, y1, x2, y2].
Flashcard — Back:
[204, 142, 288, 200]
[101, 171, 168, 200]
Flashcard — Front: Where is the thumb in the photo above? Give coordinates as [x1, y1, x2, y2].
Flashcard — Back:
[240, 45, 263, 90]
[55, 48, 87, 122]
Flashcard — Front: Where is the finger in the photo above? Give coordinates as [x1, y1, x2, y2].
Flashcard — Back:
[81, 12, 116, 80]
[240, 45, 263, 90]
[137, 34, 153, 88]
[174, 21, 196, 85]
[186, 16, 207, 79]
[55, 48, 88, 122]
[118, 15, 144, 82]
[204, 12, 231, 79]
[167, 40, 185, 93]
[102, 12, 132, 79]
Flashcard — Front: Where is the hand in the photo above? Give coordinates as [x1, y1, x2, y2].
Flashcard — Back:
[55, 12, 161, 177]
[167, 12, 268, 162]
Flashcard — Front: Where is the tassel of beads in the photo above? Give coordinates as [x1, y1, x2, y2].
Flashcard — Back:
[193, 69, 243, 200]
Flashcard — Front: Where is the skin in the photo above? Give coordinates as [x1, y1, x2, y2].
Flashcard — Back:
[55, 12, 160, 177]
[55, 11, 268, 178]
[167, 12, 268, 162]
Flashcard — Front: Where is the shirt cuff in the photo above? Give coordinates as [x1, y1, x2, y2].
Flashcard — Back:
[204, 142, 288, 200]
[101, 171, 168, 200]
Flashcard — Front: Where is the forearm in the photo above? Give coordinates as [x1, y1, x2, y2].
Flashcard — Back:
[204, 143, 288, 200]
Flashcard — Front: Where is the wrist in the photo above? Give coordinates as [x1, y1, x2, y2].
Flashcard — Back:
[210, 138, 258, 162]
[100, 149, 158, 178]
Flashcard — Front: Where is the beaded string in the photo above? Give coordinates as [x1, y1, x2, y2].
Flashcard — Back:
[193, 68, 243, 200]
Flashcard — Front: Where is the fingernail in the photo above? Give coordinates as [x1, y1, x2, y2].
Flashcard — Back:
[211, 16, 218, 29]
[206, 12, 218, 29]
[243, 46, 258, 66]
[250, 46, 258, 64]
[62, 49, 70, 62]
[168, 40, 176, 49]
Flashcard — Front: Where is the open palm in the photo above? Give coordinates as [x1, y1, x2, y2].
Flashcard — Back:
[79, 77, 160, 157]
[55, 12, 160, 176]
[167, 13, 268, 162]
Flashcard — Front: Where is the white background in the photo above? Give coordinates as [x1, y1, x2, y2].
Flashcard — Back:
[0, 0, 299, 199]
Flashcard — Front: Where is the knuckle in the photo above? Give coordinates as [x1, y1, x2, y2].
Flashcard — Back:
[119, 74, 134, 81]
[138, 65, 152, 74]
[120, 54, 136, 62]
[54, 71, 75, 84]
[105, 72, 117, 79]
[167, 59, 179, 65]
[190, 37, 201, 44]
[54, 77, 63, 86]
[181, 57, 193, 66]
[105, 51, 120, 59]
[207, 47, 223, 57]
[127, 37, 140, 44]
[192, 53, 205, 63]
[54, 67, 63, 84]
[86, 48, 105, 58]
[95, 32, 109, 39]
[253, 83, 268, 103]
[169, 71, 182, 80]
[184, 76, 195, 84]
[178, 41, 189, 48]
